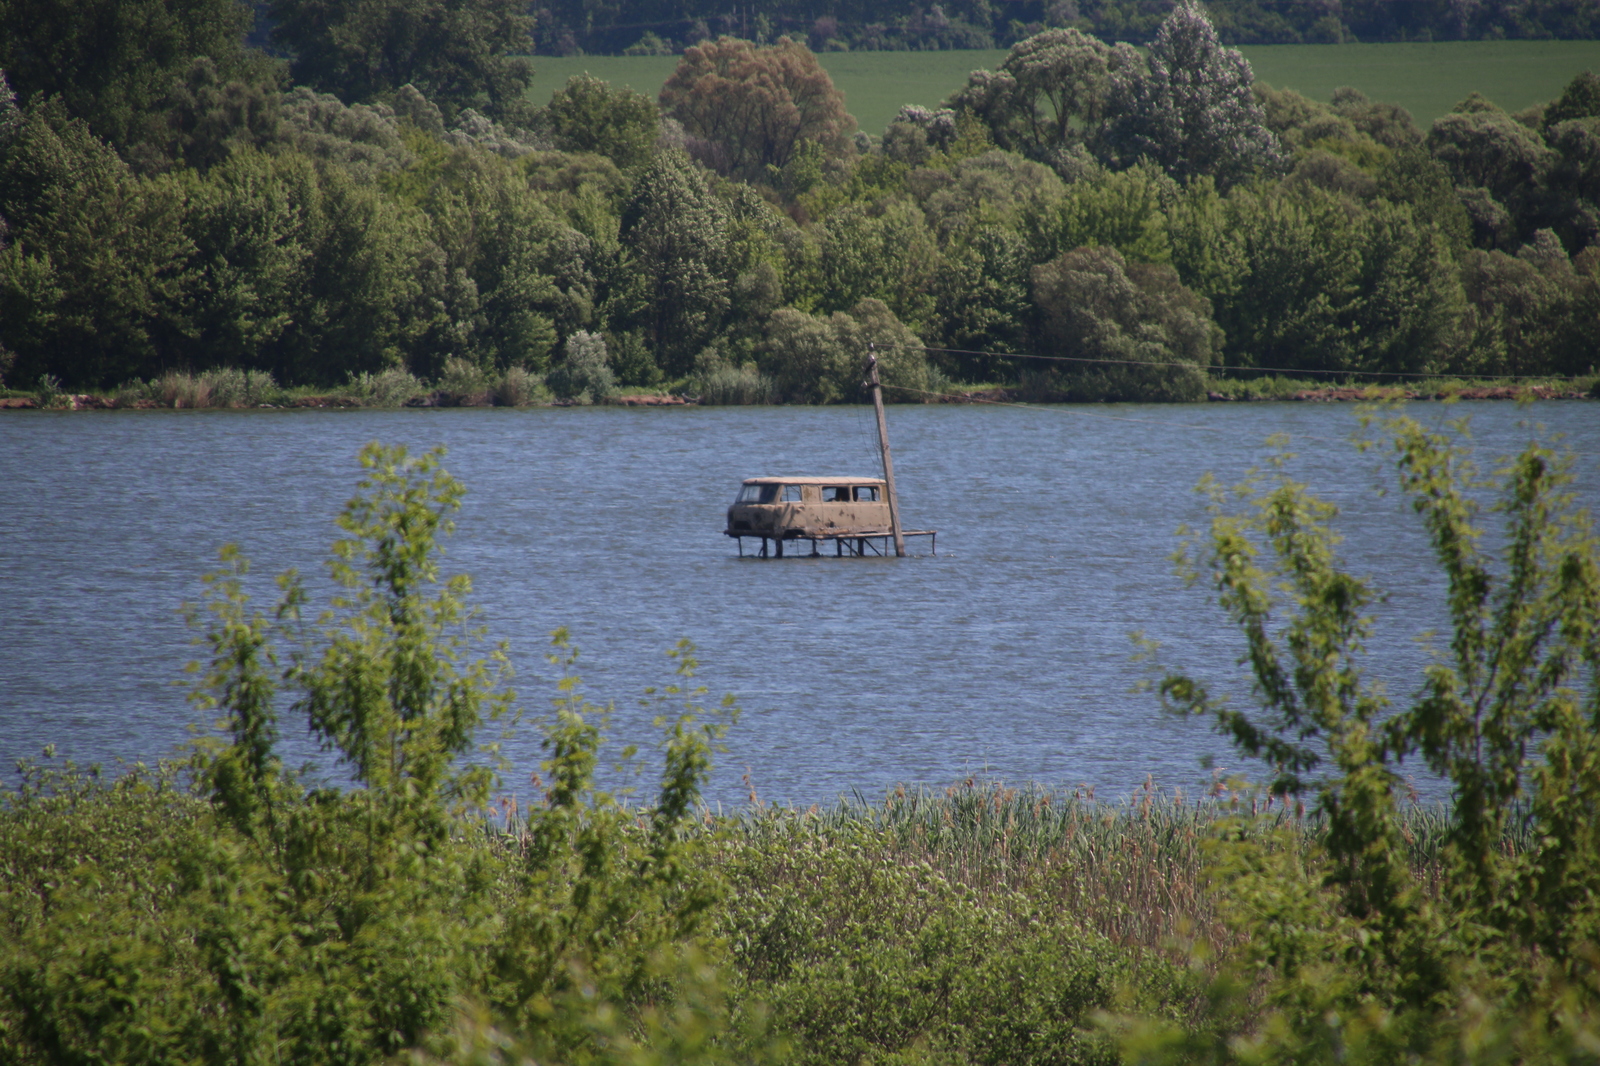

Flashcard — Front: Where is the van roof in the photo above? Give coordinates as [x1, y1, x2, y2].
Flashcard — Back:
[740, 476, 885, 486]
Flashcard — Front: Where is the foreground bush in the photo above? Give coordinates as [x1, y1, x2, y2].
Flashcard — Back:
[0, 444, 744, 1066]
[1119, 410, 1600, 1063]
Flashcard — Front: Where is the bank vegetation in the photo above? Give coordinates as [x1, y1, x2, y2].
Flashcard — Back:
[4, 0, 1600, 406]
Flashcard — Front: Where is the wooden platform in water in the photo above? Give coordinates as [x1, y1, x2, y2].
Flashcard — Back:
[726, 529, 937, 558]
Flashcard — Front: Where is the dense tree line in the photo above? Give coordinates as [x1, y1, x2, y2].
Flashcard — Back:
[2, 0, 1598, 399]
[523, 0, 1600, 56]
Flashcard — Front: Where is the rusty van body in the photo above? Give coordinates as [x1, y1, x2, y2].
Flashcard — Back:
[725, 476, 934, 557]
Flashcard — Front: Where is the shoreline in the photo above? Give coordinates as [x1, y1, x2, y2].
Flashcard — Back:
[2, 382, 1593, 411]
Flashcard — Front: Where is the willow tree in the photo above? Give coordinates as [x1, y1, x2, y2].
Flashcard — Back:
[946, 28, 1140, 167]
[659, 36, 855, 183]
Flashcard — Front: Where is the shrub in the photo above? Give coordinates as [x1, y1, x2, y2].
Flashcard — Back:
[200, 366, 278, 406]
[693, 363, 776, 405]
[436, 356, 493, 405]
[0, 444, 745, 1066]
[546, 331, 617, 404]
[724, 813, 1192, 1066]
[1117, 413, 1600, 1062]
[493, 365, 547, 406]
[347, 366, 426, 406]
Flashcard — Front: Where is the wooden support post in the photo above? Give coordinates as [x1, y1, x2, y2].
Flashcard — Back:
[866, 349, 906, 557]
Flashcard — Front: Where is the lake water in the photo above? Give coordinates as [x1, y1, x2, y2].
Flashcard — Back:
[2, 401, 1596, 807]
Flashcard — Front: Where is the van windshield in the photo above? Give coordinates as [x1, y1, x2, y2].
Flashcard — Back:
[735, 484, 780, 504]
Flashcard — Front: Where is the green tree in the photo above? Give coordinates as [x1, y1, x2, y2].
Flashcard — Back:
[1454, 247, 1571, 378]
[545, 329, 616, 403]
[1428, 98, 1555, 248]
[1541, 70, 1600, 130]
[946, 28, 1139, 170]
[1344, 198, 1465, 376]
[1254, 83, 1366, 157]
[1376, 144, 1473, 255]
[275, 159, 435, 384]
[1331, 85, 1423, 150]
[267, 0, 534, 123]
[0, 0, 260, 148]
[1021, 161, 1175, 266]
[543, 73, 659, 170]
[757, 298, 927, 404]
[1197, 185, 1363, 374]
[912, 148, 1065, 245]
[1542, 116, 1600, 252]
[717, 180, 794, 356]
[817, 197, 939, 333]
[413, 146, 572, 376]
[612, 150, 732, 379]
[1030, 244, 1218, 402]
[0, 97, 192, 387]
[1101, 0, 1284, 187]
[140, 55, 287, 173]
[170, 148, 317, 371]
[932, 224, 1033, 382]
[659, 36, 855, 183]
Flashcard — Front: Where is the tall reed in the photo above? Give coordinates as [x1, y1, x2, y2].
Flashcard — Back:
[732, 779, 1481, 960]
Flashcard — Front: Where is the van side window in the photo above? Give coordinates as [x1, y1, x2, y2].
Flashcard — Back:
[854, 486, 880, 502]
[781, 485, 803, 502]
[823, 486, 849, 502]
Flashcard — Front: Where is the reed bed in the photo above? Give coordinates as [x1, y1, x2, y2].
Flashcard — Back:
[732, 780, 1240, 955]
[753, 782, 1516, 952]
[481, 778, 1505, 964]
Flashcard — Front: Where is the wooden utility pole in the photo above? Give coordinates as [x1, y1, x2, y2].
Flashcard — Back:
[866, 349, 906, 557]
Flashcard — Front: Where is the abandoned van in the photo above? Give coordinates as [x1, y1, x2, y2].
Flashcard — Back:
[725, 476, 933, 557]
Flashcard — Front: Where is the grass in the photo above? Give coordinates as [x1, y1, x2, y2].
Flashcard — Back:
[727, 780, 1488, 961]
[525, 40, 1600, 137]
[486, 779, 1474, 963]
[1201, 372, 1600, 401]
[1245, 40, 1600, 123]
[0, 365, 558, 410]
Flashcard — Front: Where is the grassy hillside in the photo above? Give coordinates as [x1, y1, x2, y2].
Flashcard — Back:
[525, 40, 1600, 136]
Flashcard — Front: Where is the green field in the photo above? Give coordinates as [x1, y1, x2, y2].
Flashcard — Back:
[525, 40, 1600, 137]
[1244, 40, 1600, 124]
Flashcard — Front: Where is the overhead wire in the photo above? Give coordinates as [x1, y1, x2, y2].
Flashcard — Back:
[863, 339, 1589, 448]
[877, 382, 1346, 445]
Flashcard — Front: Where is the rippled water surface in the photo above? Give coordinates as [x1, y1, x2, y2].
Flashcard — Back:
[3, 401, 1596, 806]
